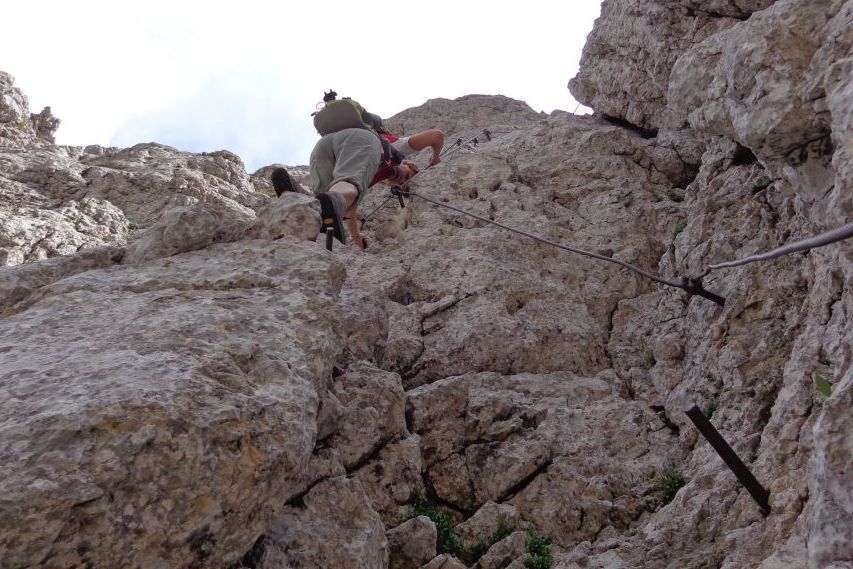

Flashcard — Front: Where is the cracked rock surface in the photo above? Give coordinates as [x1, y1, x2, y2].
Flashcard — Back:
[1, 1, 851, 566]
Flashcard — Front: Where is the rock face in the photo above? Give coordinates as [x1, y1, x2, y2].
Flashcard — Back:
[0, 239, 348, 568]
[1, 1, 851, 567]
[0, 72, 269, 267]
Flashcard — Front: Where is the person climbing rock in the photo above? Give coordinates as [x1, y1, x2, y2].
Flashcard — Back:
[282, 91, 444, 250]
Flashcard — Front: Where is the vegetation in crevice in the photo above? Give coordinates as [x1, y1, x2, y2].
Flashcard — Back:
[652, 468, 687, 504]
[524, 528, 553, 569]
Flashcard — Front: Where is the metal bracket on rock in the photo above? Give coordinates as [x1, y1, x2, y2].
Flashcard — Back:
[679, 277, 726, 306]
[325, 227, 334, 252]
[686, 405, 771, 516]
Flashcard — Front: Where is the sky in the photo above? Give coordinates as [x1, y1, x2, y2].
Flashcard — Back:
[1, 0, 602, 172]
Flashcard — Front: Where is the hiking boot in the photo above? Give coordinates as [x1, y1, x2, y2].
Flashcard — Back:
[271, 167, 298, 197]
[317, 191, 348, 244]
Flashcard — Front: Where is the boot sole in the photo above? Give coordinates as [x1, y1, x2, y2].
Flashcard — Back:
[271, 168, 297, 197]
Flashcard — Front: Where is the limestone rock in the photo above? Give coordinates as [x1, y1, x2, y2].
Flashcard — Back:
[2, 6, 853, 563]
[0, 245, 124, 312]
[387, 515, 437, 569]
[807, 366, 853, 567]
[251, 164, 313, 197]
[0, 71, 30, 127]
[407, 371, 673, 532]
[355, 113, 689, 391]
[260, 477, 389, 569]
[30, 106, 60, 143]
[122, 205, 221, 264]
[242, 191, 320, 242]
[476, 530, 528, 569]
[568, 0, 761, 129]
[0, 137, 270, 267]
[355, 435, 426, 527]
[0, 239, 347, 568]
[324, 361, 407, 470]
[385, 94, 544, 140]
[1, 178, 130, 266]
[667, 0, 845, 160]
[455, 502, 526, 549]
[421, 554, 468, 569]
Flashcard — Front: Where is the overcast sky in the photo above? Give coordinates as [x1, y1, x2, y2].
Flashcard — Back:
[1, 1, 602, 171]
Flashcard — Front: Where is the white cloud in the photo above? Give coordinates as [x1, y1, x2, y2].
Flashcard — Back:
[1, 0, 601, 170]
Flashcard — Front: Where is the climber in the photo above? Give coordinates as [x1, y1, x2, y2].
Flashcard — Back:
[273, 91, 444, 250]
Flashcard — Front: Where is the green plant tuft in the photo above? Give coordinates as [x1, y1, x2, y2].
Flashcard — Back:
[652, 468, 687, 504]
[524, 528, 553, 569]
[814, 374, 832, 397]
[671, 219, 688, 241]
[127, 221, 139, 230]
[702, 401, 718, 419]
[408, 495, 463, 558]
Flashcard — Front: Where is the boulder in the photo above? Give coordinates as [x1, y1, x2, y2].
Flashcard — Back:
[242, 192, 320, 242]
[260, 477, 389, 569]
[387, 515, 437, 569]
[0, 239, 347, 568]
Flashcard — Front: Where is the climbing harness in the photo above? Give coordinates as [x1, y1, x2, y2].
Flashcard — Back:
[358, 130, 491, 229]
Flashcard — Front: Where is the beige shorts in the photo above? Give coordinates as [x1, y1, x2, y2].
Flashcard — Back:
[309, 128, 381, 210]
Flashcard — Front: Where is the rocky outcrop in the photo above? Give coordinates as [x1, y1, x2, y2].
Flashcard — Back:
[251, 164, 313, 197]
[260, 477, 389, 569]
[569, 0, 777, 130]
[561, 1, 853, 568]
[1, 1, 851, 565]
[387, 515, 437, 569]
[385, 94, 544, 140]
[29, 107, 60, 143]
[0, 238, 349, 568]
[1, 74, 269, 267]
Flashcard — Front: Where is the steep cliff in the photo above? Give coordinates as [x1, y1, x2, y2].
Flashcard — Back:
[0, 1, 850, 568]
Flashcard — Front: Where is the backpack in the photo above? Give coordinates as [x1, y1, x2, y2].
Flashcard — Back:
[313, 97, 385, 136]
[312, 91, 402, 165]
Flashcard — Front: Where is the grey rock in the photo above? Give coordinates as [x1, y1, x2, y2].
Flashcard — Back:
[0, 239, 347, 568]
[388, 515, 437, 569]
[326, 361, 407, 469]
[30, 106, 60, 143]
[122, 205, 221, 264]
[355, 435, 426, 527]
[476, 530, 528, 569]
[261, 477, 389, 569]
[0, 245, 124, 312]
[242, 191, 320, 242]
[456, 502, 525, 550]
[421, 554, 468, 569]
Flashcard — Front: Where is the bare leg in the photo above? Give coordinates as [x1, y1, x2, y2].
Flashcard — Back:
[344, 213, 365, 249]
[329, 180, 358, 208]
[328, 181, 365, 247]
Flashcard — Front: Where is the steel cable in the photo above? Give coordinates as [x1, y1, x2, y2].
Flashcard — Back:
[694, 221, 853, 278]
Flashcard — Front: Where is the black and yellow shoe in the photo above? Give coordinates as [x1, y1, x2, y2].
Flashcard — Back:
[317, 192, 347, 244]
[271, 167, 297, 197]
